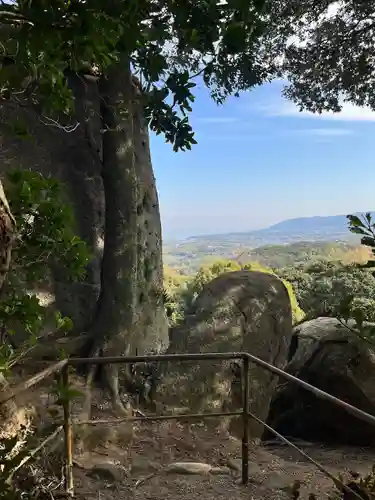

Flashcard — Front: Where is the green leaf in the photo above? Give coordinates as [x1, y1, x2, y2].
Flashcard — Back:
[350, 227, 367, 235]
[361, 236, 375, 247]
[347, 215, 364, 227]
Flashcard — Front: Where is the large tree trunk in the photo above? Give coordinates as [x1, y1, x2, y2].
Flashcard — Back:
[131, 80, 168, 354]
[83, 60, 168, 415]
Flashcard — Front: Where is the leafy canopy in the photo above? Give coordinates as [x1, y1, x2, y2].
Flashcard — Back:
[1, 0, 272, 151]
[254, 1, 375, 113]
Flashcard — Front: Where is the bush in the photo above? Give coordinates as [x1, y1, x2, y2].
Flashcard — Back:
[0, 170, 90, 499]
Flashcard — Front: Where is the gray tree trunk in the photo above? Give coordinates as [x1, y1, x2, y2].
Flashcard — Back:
[131, 80, 168, 354]
[84, 60, 168, 414]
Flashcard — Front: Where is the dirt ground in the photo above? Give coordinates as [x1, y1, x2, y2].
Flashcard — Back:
[12, 366, 375, 500]
[68, 418, 375, 500]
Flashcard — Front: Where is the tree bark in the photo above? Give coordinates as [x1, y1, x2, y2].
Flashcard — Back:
[87, 57, 137, 415]
[131, 80, 168, 354]
[82, 59, 168, 415]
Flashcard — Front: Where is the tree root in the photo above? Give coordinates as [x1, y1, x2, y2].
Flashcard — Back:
[81, 348, 132, 422]
[104, 363, 132, 416]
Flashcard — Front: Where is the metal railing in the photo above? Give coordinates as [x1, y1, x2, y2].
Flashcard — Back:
[3, 351, 375, 499]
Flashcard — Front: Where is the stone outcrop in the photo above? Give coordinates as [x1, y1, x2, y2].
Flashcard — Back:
[266, 317, 375, 445]
[164, 270, 293, 440]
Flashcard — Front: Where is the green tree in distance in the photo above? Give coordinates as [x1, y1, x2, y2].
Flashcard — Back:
[280, 260, 375, 325]
[177, 259, 305, 324]
[163, 264, 189, 326]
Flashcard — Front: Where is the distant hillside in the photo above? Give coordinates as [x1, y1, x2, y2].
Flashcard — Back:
[163, 239, 370, 275]
[237, 241, 371, 270]
[163, 213, 372, 274]
[254, 213, 373, 235]
[186, 212, 373, 244]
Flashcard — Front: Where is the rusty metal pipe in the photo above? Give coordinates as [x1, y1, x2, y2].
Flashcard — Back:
[68, 352, 244, 365]
[68, 351, 375, 428]
[75, 410, 242, 425]
[242, 355, 250, 485]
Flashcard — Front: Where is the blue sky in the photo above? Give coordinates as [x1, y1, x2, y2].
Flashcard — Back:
[151, 79, 375, 240]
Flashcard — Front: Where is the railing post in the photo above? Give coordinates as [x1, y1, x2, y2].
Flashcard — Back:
[241, 355, 249, 485]
[62, 364, 74, 497]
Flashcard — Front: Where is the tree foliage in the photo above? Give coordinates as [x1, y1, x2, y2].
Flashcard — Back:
[347, 213, 375, 268]
[0, 169, 90, 372]
[280, 259, 375, 329]
[254, 1, 375, 114]
[163, 265, 189, 326]
[1, 0, 274, 151]
[165, 258, 305, 325]
[0, 170, 89, 500]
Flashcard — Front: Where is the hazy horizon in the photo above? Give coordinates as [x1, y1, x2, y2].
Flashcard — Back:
[162, 210, 372, 242]
[152, 79, 375, 240]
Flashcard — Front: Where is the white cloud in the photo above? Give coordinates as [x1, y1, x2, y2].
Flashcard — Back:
[264, 101, 375, 122]
[195, 117, 238, 124]
[199, 133, 265, 142]
[298, 127, 353, 137]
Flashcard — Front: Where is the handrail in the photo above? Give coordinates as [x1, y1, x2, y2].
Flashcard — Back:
[1, 350, 373, 498]
[0, 359, 68, 405]
[243, 351, 375, 428]
[69, 351, 375, 428]
[68, 352, 244, 364]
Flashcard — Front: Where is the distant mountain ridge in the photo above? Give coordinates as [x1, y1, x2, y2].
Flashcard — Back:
[163, 212, 374, 274]
[187, 212, 374, 242]
[255, 213, 369, 234]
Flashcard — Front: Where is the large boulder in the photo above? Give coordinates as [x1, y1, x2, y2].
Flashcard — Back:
[265, 317, 375, 445]
[163, 270, 293, 440]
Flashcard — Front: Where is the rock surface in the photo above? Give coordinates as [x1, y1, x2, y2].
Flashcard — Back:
[87, 463, 129, 482]
[165, 270, 293, 440]
[266, 317, 375, 445]
[74, 453, 129, 483]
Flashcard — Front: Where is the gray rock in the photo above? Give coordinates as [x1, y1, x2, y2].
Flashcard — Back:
[262, 471, 300, 491]
[266, 317, 375, 445]
[227, 458, 263, 477]
[165, 462, 213, 475]
[165, 271, 293, 441]
[130, 456, 159, 475]
[87, 463, 129, 482]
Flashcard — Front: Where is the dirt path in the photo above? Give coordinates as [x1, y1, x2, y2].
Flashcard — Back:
[70, 420, 375, 500]
[13, 368, 375, 500]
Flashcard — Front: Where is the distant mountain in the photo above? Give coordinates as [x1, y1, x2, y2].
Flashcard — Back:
[254, 213, 368, 235]
[186, 212, 373, 244]
[163, 213, 373, 274]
